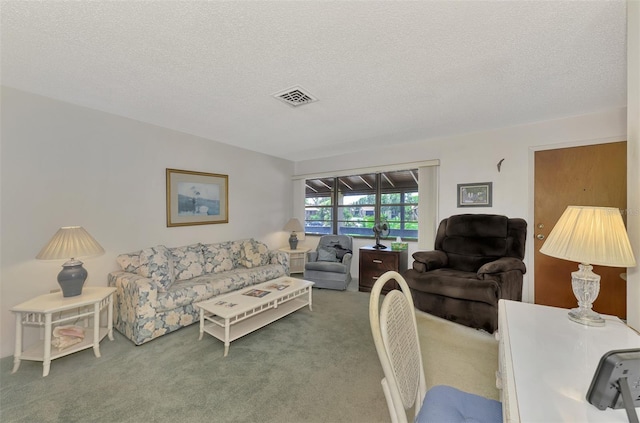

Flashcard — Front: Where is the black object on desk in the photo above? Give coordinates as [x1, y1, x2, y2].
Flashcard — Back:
[587, 348, 640, 423]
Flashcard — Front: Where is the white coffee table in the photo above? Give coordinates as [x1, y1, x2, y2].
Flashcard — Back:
[196, 277, 313, 356]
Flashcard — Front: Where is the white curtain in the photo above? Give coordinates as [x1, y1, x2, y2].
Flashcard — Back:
[418, 165, 439, 250]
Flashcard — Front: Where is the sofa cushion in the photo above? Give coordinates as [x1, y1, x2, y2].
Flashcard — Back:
[156, 277, 216, 312]
[170, 243, 205, 281]
[116, 251, 142, 274]
[203, 242, 234, 274]
[439, 214, 510, 272]
[155, 264, 287, 312]
[228, 240, 246, 268]
[445, 214, 508, 238]
[305, 261, 347, 273]
[139, 245, 175, 291]
[240, 239, 270, 268]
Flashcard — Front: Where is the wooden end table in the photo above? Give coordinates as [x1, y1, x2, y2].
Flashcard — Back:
[11, 286, 116, 377]
[358, 246, 408, 293]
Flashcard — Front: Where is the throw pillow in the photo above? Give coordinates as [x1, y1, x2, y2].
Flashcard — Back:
[318, 247, 338, 262]
[228, 240, 246, 268]
[170, 243, 205, 281]
[116, 251, 142, 274]
[203, 242, 234, 274]
[240, 239, 270, 268]
[139, 245, 175, 291]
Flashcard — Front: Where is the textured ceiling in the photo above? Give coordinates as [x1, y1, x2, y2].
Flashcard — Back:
[0, 1, 627, 162]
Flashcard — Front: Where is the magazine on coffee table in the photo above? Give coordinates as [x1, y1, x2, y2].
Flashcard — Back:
[243, 289, 270, 298]
[214, 300, 238, 308]
[265, 282, 290, 291]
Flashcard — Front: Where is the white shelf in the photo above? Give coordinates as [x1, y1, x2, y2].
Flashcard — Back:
[203, 298, 308, 344]
[19, 327, 110, 362]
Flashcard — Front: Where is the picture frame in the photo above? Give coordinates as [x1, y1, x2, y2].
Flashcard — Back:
[166, 168, 228, 227]
[457, 182, 492, 207]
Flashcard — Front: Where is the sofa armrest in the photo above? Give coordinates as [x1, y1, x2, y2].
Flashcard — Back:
[269, 250, 290, 274]
[411, 250, 448, 272]
[477, 258, 526, 301]
[477, 257, 526, 277]
[108, 271, 159, 321]
[341, 252, 353, 270]
[307, 251, 319, 262]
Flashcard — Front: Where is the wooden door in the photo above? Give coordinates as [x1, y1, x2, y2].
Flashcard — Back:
[534, 142, 627, 318]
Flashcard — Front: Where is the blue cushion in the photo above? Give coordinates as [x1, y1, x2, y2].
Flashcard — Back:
[415, 385, 502, 423]
[318, 247, 339, 262]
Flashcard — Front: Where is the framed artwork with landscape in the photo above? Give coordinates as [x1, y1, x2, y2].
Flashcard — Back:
[166, 168, 228, 227]
[457, 182, 492, 207]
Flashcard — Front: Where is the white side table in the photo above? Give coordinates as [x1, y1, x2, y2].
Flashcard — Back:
[279, 248, 310, 274]
[11, 286, 116, 377]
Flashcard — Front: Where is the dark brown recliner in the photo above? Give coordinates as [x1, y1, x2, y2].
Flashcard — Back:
[402, 214, 527, 333]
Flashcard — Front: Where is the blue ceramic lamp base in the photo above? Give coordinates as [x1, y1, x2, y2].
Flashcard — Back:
[288, 233, 299, 250]
[57, 259, 88, 297]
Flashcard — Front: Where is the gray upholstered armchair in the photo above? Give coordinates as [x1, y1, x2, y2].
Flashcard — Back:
[402, 214, 527, 333]
[304, 235, 354, 290]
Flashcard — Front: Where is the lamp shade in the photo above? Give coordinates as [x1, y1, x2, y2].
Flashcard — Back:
[540, 206, 636, 267]
[36, 226, 105, 260]
[283, 218, 304, 233]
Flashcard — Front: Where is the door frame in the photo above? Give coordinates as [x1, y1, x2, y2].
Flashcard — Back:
[526, 135, 626, 304]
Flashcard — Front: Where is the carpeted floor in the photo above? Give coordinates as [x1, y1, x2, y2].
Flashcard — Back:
[0, 284, 498, 423]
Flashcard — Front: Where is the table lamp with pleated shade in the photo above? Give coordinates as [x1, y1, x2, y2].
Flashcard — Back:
[36, 226, 105, 297]
[539, 206, 636, 326]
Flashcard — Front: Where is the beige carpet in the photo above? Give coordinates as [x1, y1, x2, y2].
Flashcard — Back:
[416, 309, 500, 401]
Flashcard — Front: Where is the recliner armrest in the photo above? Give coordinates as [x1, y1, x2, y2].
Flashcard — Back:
[341, 252, 353, 269]
[477, 257, 526, 277]
[308, 251, 319, 262]
[412, 250, 448, 272]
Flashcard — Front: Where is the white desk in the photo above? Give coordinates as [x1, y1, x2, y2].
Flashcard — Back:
[11, 287, 116, 377]
[498, 299, 640, 422]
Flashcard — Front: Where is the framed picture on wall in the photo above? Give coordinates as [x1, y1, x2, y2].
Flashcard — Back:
[166, 168, 229, 227]
[457, 182, 492, 207]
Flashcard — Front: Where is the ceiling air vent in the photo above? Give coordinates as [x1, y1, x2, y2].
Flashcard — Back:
[273, 86, 318, 107]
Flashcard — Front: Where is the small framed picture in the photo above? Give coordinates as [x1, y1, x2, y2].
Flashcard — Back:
[457, 182, 492, 207]
[166, 168, 229, 227]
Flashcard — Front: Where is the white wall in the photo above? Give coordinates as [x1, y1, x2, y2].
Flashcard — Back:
[295, 108, 628, 306]
[0, 87, 295, 358]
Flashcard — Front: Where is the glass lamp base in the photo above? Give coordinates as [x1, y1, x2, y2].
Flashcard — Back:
[568, 263, 605, 327]
[568, 307, 605, 327]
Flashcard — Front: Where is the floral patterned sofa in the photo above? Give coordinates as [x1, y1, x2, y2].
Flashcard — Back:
[107, 239, 288, 345]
